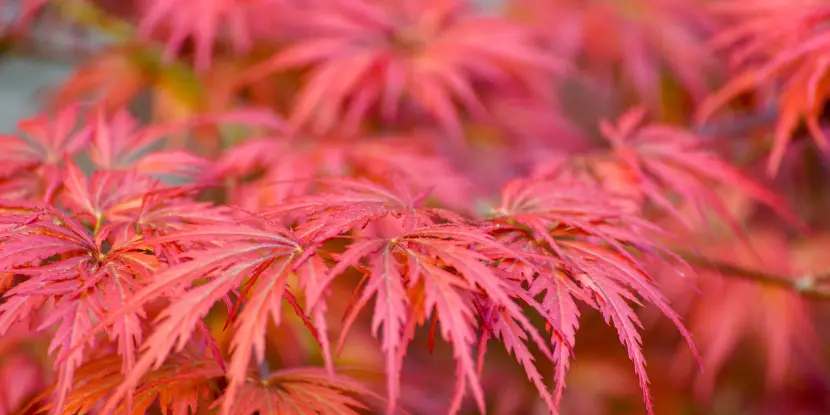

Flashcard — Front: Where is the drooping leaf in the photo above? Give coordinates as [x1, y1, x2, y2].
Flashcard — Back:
[485, 177, 699, 415]
[308, 213, 555, 414]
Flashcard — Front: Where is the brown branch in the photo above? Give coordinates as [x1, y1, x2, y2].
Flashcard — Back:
[679, 251, 830, 300]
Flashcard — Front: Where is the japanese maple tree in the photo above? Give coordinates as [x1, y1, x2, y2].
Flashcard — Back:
[1, 0, 830, 415]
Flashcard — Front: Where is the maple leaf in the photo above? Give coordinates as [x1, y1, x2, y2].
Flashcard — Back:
[508, 0, 719, 110]
[212, 135, 347, 209]
[86, 107, 281, 182]
[5, 2, 826, 414]
[484, 177, 699, 415]
[0, 105, 91, 202]
[51, 46, 149, 115]
[294, 254, 337, 374]
[137, 0, 285, 70]
[340, 135, 474, 209]
[241, 0, 565, 138]
[211, 367, 379, 415]
[60, 158, 155, 227]
[83, 220, 328, 415]
[535, 108, 803, 232]
[85, 109, 210, 181]
[57, 158, 232, 247]
[214, 132, 473, 210]
[302, 213, 555, 414]
[473, 290, 559, 412]
[524, 269, 585, 407]
[122, 186, 236, 244]
[0, 206, 159, 415]
[698, 0, 830, 175]
[37, 345, 224, 415]
[264, 176, 467, 242]
[474, 89, 588, 156]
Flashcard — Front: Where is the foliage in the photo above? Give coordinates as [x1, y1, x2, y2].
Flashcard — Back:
[1, 1, 830, 414]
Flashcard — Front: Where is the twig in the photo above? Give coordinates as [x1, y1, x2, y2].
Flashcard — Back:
[679, 251, 830, 300]
[692, 105, 779, 139]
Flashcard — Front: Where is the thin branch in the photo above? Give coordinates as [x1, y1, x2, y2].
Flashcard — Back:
[692, 105, 779, 139]
[679, 251, 830, 300]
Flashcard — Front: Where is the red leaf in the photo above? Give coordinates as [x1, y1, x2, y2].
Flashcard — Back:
[211, 367, 380, 415]
[488, 177, 698, 415]
[242, 0, 564, 137]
